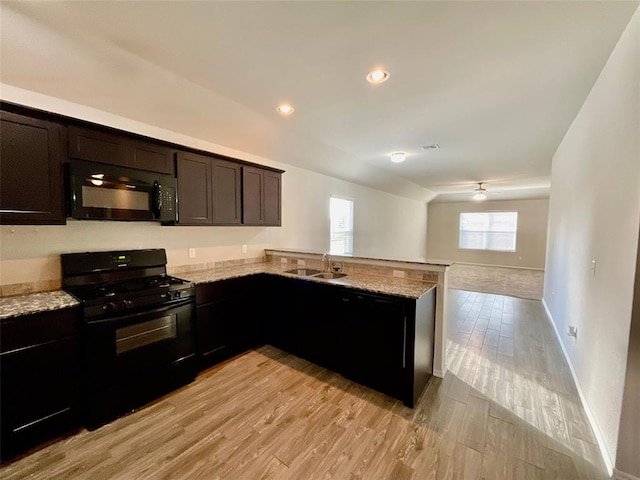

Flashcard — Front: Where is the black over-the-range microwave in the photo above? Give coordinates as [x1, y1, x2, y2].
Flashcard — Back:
[67, 160, 177, 223]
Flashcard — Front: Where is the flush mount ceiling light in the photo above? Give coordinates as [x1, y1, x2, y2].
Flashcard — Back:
[366, 69, 390, 84]
[390, 152, 406, 163]
[276, 104, 294, 115]
[473, 183, 488, 201]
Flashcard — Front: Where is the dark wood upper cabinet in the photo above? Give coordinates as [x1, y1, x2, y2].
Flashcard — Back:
[67, 125, 128, 167]
[68, 126, 174, 175]
[0, 111, 65, 225]
[242, 166, 265, 225]
[264, 170, 282, 226]
[128, 140, 174, 175]
[212, 159, 242, 225]
[242, 167, 282, 226]
[176, 152, 213, 225]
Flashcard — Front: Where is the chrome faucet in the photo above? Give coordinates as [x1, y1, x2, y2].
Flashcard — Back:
[322, 253, 330, 272]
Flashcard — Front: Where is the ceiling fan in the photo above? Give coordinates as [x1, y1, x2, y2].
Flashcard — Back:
[473, 183, 488, 201]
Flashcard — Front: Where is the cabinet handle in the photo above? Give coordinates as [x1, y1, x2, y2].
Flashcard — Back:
[402, 316, 407, 369]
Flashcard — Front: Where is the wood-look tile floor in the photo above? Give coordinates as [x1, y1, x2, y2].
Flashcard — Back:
[1, 290, 607, 480]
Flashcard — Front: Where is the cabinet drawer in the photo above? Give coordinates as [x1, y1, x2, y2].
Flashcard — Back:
[0, 307, 79, 354]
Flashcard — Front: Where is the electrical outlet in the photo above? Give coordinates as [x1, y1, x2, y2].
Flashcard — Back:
[188, 248, 196, 259]
[242, 244, 248, 254]
[297, 259, 306, 266]
[393, 270, 405, 278]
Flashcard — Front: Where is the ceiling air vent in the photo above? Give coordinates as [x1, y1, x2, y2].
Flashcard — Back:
[422, 144, 440, 150]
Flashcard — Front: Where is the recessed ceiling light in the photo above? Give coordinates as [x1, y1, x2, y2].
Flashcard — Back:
[366, 69, 390, 84]
[276, 104, 294, 115]
[390, 152, 406, 163]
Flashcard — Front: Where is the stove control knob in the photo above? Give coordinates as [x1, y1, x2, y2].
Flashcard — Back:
[105, 302, 116, 313]
[122, 300, 133, 309]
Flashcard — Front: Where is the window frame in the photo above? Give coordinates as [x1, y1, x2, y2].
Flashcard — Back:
[329, 195, 354, 256]
[458, 210, 519, 253]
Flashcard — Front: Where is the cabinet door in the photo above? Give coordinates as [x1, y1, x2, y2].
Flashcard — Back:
[264, 171, 282, 226]
[0, 308, 80, 460]
[295, 281, 337, 370]
[212, 159, 242, 225]
[196, 302, 236, 368]
[195, 276, 262, 370]
[67, 125, 129, 167]
[0, 112, 65, 225]
[176, 152, 213, 225]
[129, 140, 175, 175]
[264, 276, 299, 353]
[242, 166, 265, 225]
[338, 292, 406, 399]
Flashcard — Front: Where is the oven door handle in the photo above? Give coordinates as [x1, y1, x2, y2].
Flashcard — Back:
[88, 298, 193, 326]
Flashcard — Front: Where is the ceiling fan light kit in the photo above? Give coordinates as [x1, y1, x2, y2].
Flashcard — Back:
[473, 183, 488, 201]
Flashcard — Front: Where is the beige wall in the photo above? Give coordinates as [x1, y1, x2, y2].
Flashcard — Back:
[0, 87, 428, 289]
[426, 199, 549, 269]
[543, 8, 640, 473]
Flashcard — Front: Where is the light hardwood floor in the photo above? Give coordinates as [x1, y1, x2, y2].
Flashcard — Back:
[0, 290, 606, 479]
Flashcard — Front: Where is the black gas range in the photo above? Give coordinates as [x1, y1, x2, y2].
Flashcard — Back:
[63, 249, 195, 319]
[62, 249, 197, 429]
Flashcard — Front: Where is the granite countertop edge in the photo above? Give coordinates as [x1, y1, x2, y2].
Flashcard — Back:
[0, 291, 80, 321]
[0, 264, 437, 319]
[180, 264, 437, 300]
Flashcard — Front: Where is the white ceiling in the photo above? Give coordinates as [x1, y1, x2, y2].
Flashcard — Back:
[1, 1, 637, 202]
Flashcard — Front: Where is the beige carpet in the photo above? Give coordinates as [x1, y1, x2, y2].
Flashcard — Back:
[447, 263, 544, 300]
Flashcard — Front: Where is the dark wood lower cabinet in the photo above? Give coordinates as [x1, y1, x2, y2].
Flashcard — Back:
[0, 308, 80, 461]
[205, 275, 437, 408]
[195, 275, 263, 369]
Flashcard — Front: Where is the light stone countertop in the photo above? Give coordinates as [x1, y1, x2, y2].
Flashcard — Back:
[0, 262, 437, 320]
[180, 263, 437, 299]
[265, 248, 453, 268]
[0, 290, 80, 321]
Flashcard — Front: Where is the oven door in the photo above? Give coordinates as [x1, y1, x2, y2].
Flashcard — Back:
[82, 300, 195, 392]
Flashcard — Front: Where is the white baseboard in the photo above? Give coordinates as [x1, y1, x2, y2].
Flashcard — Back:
[541, 299, 614, 476]
[433, 368, 444, 378]
[613, 468, 640, 480]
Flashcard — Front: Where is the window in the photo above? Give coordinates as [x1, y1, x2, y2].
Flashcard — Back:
[459, 211, 518, 252]
[330, 197, 354, 255]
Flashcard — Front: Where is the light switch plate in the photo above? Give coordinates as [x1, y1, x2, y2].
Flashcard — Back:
[188, 248, 196, 259]
[242, 244, 248, 254]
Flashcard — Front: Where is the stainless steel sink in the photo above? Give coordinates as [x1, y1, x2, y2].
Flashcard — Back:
[311, 272, 348, 280]
[284, 268, 323, 276]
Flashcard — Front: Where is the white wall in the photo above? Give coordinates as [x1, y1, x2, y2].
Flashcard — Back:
[0, 86, 427, 288]
[280, 165, 427, 260]
[543, 8, 640, 471]
[426, 199, 549, 269]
